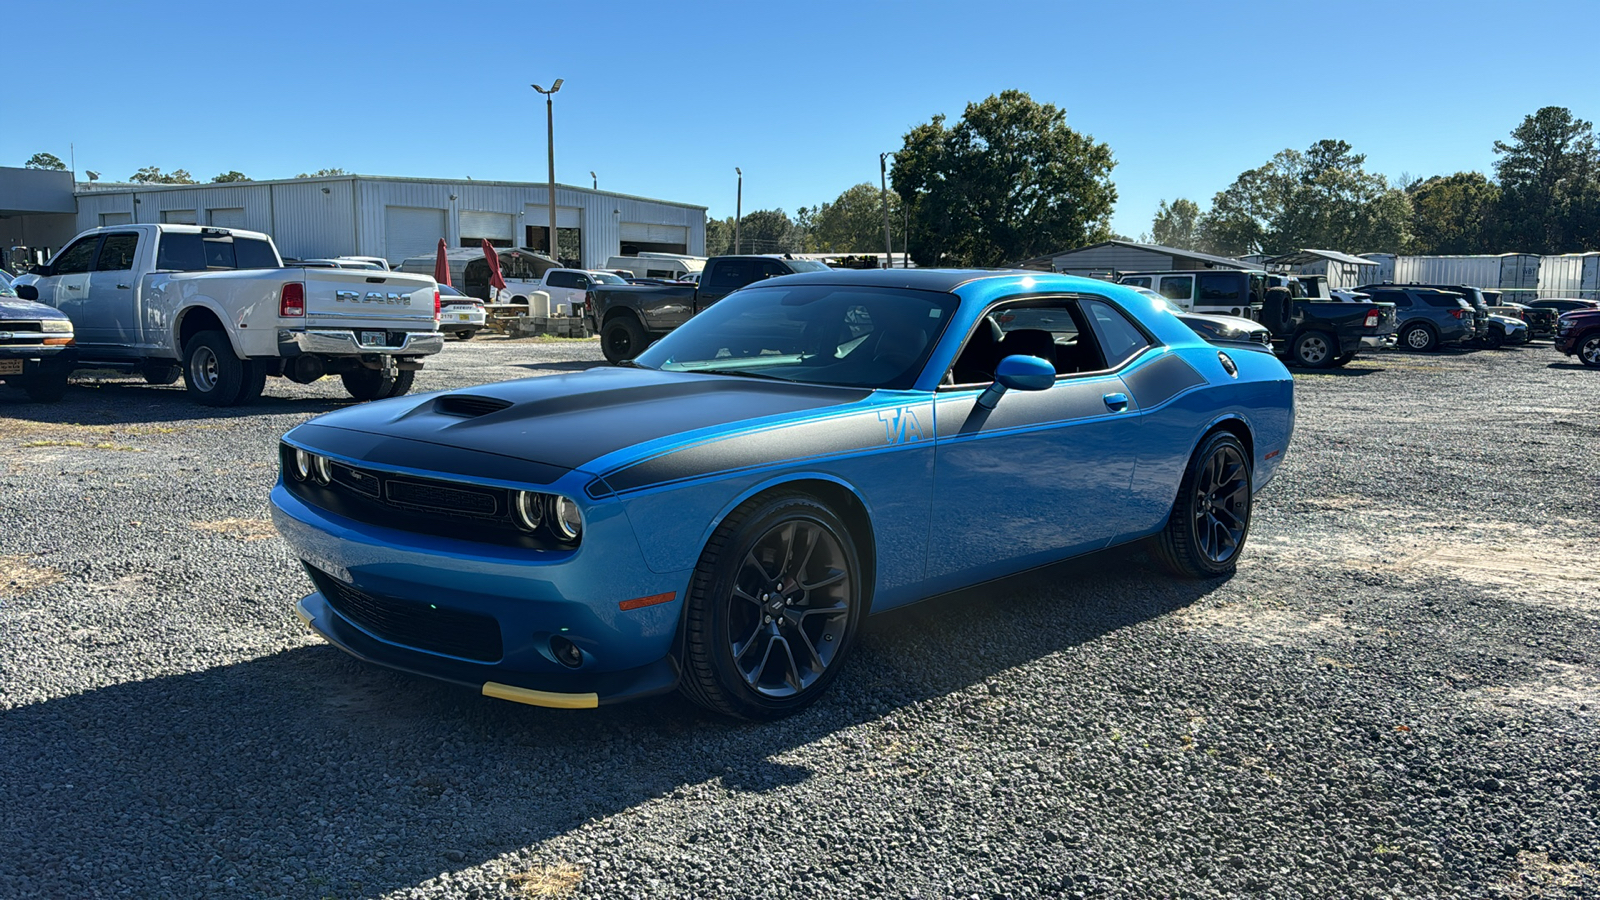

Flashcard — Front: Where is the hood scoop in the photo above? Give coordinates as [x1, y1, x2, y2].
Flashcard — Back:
[435, 394, 514, 418]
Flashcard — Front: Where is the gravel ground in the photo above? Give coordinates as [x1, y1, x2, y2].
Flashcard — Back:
[1, 336, 1596, 899]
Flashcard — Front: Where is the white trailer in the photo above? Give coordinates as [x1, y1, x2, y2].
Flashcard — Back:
[1391, 254, 1539, 290]
[1538, 253, 1600, 300]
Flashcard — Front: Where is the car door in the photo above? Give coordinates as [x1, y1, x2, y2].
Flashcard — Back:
[84, 232, 144, 354]
[39, 235, 102, 342]
[926, 297, 1144, 589]
[1157, 274, 1195, 311]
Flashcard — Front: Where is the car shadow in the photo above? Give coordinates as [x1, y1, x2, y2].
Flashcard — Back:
[0, 380, 351, 422]
[0, 545, 1223, 897]
[1290, 366, 1382, 377]
[1546, 362, 1592, 371]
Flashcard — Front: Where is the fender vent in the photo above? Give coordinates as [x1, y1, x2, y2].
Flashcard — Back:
[436, 394, 512, 417]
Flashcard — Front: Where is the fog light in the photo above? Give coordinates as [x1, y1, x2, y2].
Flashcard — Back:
[312, 454, 332, 485]
[551, 496, 583, 542]
[513, 490, 543, 532]
[549, 635, 583, 668]
[293, 448, 313, 481]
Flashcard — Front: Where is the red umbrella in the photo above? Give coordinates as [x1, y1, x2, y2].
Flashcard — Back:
[482, 239, 507, 299]
[432, 238, 451, 287]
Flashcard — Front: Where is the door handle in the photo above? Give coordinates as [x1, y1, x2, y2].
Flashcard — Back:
[1103, 392, 1129, 412]
[116, 283, 131, 290]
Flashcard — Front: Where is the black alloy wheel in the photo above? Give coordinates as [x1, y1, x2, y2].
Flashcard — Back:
[1151, 431, 1253, 578]
[601, 316, 646, 364]
[680, 493, 863, 719]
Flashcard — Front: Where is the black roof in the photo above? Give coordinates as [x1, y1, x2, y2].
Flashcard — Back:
[766, 267, 1036, 293]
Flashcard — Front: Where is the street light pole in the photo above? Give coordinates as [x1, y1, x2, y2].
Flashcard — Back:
[590, 171, 597, 190]
[879, 152, 893, 269]
[734, 167, 742, 255]
[532, 78, 564, 260]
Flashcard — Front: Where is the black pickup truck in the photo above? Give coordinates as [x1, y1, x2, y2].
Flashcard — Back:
[1264, 275, 1396, 368]
[584, 255, 830, 362]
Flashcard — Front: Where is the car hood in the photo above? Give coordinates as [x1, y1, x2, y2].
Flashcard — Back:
[0, 297, 70, 322]
[296, 366, 873, 473]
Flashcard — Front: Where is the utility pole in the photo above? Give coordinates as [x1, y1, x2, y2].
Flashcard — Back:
[734, 167, 743, 254]
[532, 79, 565, 259]
[903, 200, 910, 269]
[879, 152, 893, 269]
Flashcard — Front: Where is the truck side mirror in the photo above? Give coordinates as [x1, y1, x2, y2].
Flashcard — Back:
[15, 284, 39, 301]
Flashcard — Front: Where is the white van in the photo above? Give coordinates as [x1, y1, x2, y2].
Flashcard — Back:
[604, 252, 705, 281]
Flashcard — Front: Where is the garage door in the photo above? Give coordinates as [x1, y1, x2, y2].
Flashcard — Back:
[385, 207, 446, 264]
[100, 212, 132, 227]
[459, 210, 514, 243]
[620, 223, 688, 244]
[209, 208, 247, 228]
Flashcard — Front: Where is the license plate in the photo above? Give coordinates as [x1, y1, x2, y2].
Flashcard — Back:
[0, 359, 21, 375]
[451, 313, 471, 321]
[359, 331, 386, 347]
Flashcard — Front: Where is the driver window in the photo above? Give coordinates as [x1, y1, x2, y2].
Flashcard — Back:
[52, 238, 100, 275]
[946, 299, 1106, 386]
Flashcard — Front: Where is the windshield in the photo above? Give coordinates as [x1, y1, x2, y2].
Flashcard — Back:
[633, 283, 958, 389]
[589, 272, 626, 284]
[784, 260, 831, 273]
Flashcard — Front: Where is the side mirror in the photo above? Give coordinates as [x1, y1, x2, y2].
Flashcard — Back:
[15, 283, 39, 301]
[977, 354, 1055, 409]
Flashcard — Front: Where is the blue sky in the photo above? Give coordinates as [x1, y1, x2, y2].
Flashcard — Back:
[5, 0, 1594, 241]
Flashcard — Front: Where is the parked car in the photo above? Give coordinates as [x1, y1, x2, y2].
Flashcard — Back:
[1355, 286, 1483, 352]
[0, 277, 75, 402]
[14, 225, 443, 405]
[437, 285, 486, 340]
[1129, 286, 1273, 353]
[585, 255, 832, 363]
[1527, 298, 1600, 315]
[1116, 269, 1266, 319]
[538, 269, 629, 316]
[1252, 278, 1392, 368]
[271, 269, 1295, 719]
[604, 253, 705, 282]
[1479, 292, 1551, 340]
[1364, 282, 1525, 348]
[1554, 308, 1600, 367]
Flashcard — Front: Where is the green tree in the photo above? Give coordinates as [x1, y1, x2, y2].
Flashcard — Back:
[891, 90, 1116, 267]
[129, 167, 196, 184]
[705, 216, 735, 256]
[1150, 198, 1201, 249]
[1492, 106, 1600, 252]
[25, 152, 67, 170]
[1406, 172, 1500, 254]
[211, 171, 251, 183]
[735, 209, 799, 254]
[809, 183, 904, 253]
[295, 168, 348, 178]
[1197, 163, 1280, 256]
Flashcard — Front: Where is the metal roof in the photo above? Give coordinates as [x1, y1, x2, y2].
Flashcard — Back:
[1267, 249, 1380, 267]
[1036, 240, 1255, 271]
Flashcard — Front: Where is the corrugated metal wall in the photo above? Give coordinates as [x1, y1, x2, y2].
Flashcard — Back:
[1050, 245, 1180, 274]
[71, 177, 706, 270]
[1537, 253, 1600, 299]
[1393, 256, 1504, 287]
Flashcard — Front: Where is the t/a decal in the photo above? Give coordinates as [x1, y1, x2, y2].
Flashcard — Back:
[877, 406, 925, 444]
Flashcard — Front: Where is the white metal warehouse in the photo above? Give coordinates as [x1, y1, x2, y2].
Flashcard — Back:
[65, 174, 706, 269]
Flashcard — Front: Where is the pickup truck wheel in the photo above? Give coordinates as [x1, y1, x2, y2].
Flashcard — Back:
[1149, 431, 1252, 579]
[234, 360, 268, 406]
[1400, 323, 1438, 353]
[678, 492, 864, 720]
[601, 315, 646, 364]
[1291, 331, 1336, 368]
[341, 366, 411, 401]
[22, 365, 68, 403]
[183, 331, 247, 407]
[1579, 334, 1600, 368]
[142, 363, 182, 386]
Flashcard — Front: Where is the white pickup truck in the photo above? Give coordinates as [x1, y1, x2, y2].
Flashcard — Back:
[14, 224, 443, 405]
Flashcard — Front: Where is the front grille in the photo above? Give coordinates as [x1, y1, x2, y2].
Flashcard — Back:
[386, 478, 499, 516]
[312, 567, 503, 662]
[0, 321, 43, 332]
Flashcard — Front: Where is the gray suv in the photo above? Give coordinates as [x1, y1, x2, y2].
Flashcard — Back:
[1359, 287, 1479, 352]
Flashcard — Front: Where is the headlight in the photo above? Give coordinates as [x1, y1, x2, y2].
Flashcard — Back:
[513, 490, 544, 532]
[38, 319, 73, 333]
[312, 454, 332, 485]
[292, 448, 313, 481]
[551, 496, 583, 542]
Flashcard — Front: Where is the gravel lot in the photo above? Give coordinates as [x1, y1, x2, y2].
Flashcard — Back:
[1, 336, 1596, 899]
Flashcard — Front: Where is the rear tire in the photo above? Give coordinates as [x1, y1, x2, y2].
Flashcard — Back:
[1400, 322, 1437, 353]
[1150, 431, 1253, 579]
[1291, 330, 1336, 368]
[182, 330, 247, 407]
[383, 369, 415, 398]
[601, 315, 646, 364]
[454, 330, 475, 341]
[234, 360, 268, 405]
[1332, 351, 1357, 368]
[678, 492, 864, 720]
[342, 366, 401, 401]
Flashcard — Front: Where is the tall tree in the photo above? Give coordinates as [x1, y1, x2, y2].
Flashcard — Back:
[705, 216, 735, 256]
[1197, 163, 1282, 256]
[735, 209, 800, 254]
[211, 171, 251, 183]
[129, 167, 196, 184]
[25, 152, 67, 170]
[1406, 172, 1500, 254]
[1492, 106, 1600, 252]
[1150, 198, 1201, 249]
[891, 90, 1116, 266]
[809, 183, 904, 253]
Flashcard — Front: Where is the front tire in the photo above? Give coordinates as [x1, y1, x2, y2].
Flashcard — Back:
[601, 315, 646, 364]
[1579, 334, 1600, 368]
[182, 330, 247, 407]
[1291, 330, 1336, 368]
[1150, 431, 1253, 579]
[1400, 323, 1437, 353]
[679, 493, 864, 720]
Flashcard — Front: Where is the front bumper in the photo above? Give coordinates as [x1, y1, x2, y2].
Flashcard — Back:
[0, 342, 71, 360]
[278, 329, 445, 357]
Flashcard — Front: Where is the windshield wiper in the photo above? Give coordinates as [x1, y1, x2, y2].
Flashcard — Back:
[692, 367, 793, 382]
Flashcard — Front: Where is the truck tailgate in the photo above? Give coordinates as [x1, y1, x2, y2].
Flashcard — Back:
[301, 269, 438, 331]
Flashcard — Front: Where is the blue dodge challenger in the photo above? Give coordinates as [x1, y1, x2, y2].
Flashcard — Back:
[271, 269, 1294, 719]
